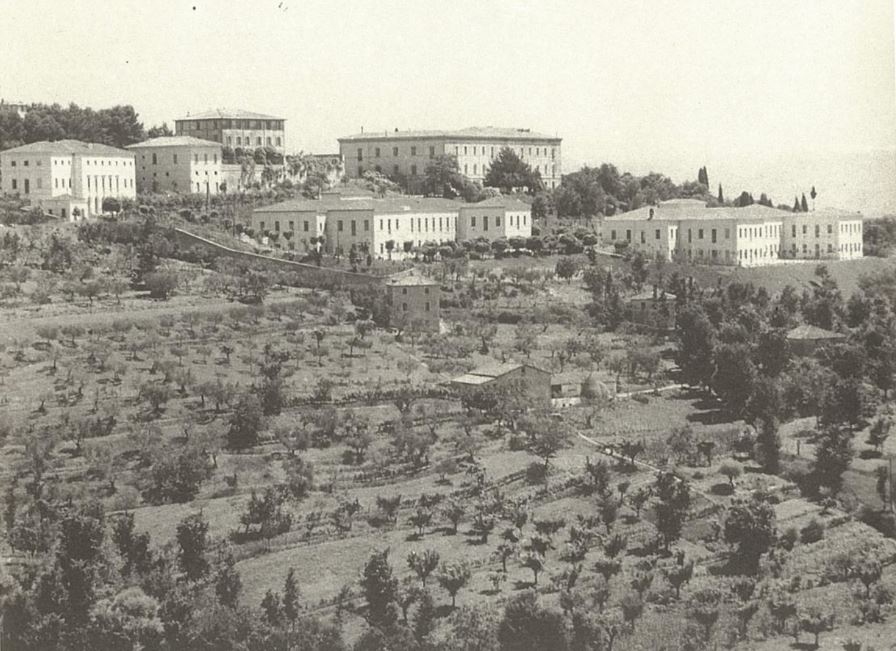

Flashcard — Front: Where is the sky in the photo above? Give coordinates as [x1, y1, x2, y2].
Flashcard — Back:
[2, 0, 895, 213]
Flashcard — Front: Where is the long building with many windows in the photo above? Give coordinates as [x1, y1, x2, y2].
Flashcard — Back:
[128, 136, 224, 195]
[0, 140, 136, 220]
[251, 193, 532, 259]
[600, 199, 863, 266]
[174, 109, 286, 153]
[338, 127, 562, 191]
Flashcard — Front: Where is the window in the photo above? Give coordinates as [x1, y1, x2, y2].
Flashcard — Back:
[410, 164, 417, 175]
[815, 225, 820, 237]
[375, 147, 381, 157]
[276, 137, 282, 146]
[256, 137, 261, 146]
[338, 220, 343, 232]
[402, 303, 408, 311]
[640, 231, 646, 244]
[411, 146, 417, 156]
[688, 229, 692, 243]
[266, 137, 271, 146]
[259, 221, 265, 232]
[464, 146, 468, 155]
[496, 216, 501, 227]
[473, 164, 477, 175]
[471, 216, 476, 228]
[274, 221, 280, 232]
[357, 148, 363, 161]
[711, 229, 717, 243]
[425, 302, 430, 312]
[152, 153, 157, 165]
[364, 220, 369, 231]
[698, 229, 704, 239]
[10, 161, 15, 167]
[393, 164, 399, 176]
[429, 146, 435, 159]
[611, 229, 617, 240]
[351, 220, 356, 235]
[289, 221, 294, 231]
[11, 179, 16, 190]
[655, 229, 661, 240]
[827, 224, 833, 234]
[402, 288, 407, 295]
[392, 147, 398, 157]
[484, 216, 489, 231]
[23, 160, 28, 167]
[626, 229, 631, 241]
[303, 221, 309, 232]
[725, 228, 730, 239]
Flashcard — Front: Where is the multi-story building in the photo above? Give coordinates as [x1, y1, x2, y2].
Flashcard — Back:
[128, 136, 224, 195]
[600, 200, 862, 267]
[251, 194, 533, 259]
[338, 127, 562, 191]
[0, 140, 136, 220]
[384, 270, 441, 333]
[174, 109, 286, 153]
[781, 209, 864, 260]
[456, 197, 532, 242]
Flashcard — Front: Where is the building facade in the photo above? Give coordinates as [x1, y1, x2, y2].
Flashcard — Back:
[456, 197, 532, 242]
[384, 270, 440, 332]
[450, 362, 552, 407]
[174, 109, 286, 153]
[600, 200, 863, 267]
[781, 210, 864, 260]
[0, 140, 136, 220]
[251, 194, 532, 259]
[128, 136, 224, 194]
[338, 127, 562, 191]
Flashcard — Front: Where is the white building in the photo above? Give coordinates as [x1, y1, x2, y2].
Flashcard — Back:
[251, 194, 533, 259]
[128, 136, 224, 195]
[0, 140, 136, 220]
[600, 199, 862, 267]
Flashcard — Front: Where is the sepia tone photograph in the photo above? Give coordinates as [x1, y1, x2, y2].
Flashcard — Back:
[0, 1, 895, 649]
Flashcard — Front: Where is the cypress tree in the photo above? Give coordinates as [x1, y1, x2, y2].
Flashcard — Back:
[718, 184, 724, 204]
[793, 196, 801, 212]
[801, 193, 809, 213]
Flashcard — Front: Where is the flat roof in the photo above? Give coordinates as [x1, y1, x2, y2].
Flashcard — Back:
[604, 202, 790, 223]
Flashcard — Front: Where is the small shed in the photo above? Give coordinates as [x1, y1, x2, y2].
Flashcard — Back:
[451, 361, 552, 407]
[786, 324, 846, 357]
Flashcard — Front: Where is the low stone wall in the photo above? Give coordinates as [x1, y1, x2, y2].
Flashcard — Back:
[170, 227, 382, 290]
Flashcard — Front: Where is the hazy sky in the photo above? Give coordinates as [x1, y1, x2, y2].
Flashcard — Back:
[3, 0, 895, 211]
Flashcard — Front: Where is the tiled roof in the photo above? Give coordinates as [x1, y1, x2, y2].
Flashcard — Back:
[385, 270, 438, 286]
[1, 139, 133, 157]
[450, 374, 493, 386]
[254, 198, 330, 213]
[127, 136, 222, 149]
[339, 126, 560, 142]
[256, 195, 463, 215]
[175, 109, 284, 121]
[468, 197, 532, 211]
[786, 325, 845, 341]
[628, 290, 677, 301]
[604, 202, 789, 223]
[469, 361, 549, 378]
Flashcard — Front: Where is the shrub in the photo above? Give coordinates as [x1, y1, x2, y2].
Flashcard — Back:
[779, 526, 798, 551]
[800, 519, 824, 544]
[526, 462, 547, 485]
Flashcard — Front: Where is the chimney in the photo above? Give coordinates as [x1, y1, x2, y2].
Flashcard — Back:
[394, 127, 398, 132]
[360, 126, 364, 133]
[648, 208, 654, 220]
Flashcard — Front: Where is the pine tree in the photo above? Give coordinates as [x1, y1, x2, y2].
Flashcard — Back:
[717, 184, 724, 204]
[810, 186, 817, 211]
[801, 193, 809, 213]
